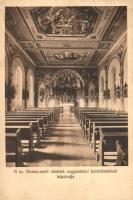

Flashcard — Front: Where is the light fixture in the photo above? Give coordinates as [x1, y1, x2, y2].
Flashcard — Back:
[123, 82, 128, 98]
[115, 84, 121, 98]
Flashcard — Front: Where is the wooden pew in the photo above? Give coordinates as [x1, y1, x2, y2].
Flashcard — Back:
[116, 139, 128, 166]
[91, 122, 128, 153]
[5, 118, 42, 146]
[86, 117, 128, 139]
[95, 126, 128, 166]
[14, 108, 59, 122]
[6, 113, 49, 134]
[80, 112, 117, 127]
[76, 107, 127, 125]
[6, 128, 23, 167]
[84, 115, 127, 133]
[6, 112, 50, 128]
[6, 122, 33, 152]
[81, 112, 127, 127]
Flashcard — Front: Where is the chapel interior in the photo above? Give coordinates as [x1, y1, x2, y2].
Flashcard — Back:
[5, 6, 128, 167]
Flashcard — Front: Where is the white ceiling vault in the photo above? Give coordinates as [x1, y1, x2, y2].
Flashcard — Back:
[5, 6, 127, 68]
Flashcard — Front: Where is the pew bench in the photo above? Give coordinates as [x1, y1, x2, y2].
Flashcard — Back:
[6, 128, 23, 167]
[95, 126, 128, 166]
[84, 115, 128, 135]
[5, 119, 42, 146]
[80, 112, 118, 127]
[6, 113, 49, 134]
[6, 122, 34, 153]
[91, 122, 128, 152]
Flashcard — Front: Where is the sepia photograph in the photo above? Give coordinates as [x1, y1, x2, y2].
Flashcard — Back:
[5, 6, 128, 167]
[1, 1, 133, 200]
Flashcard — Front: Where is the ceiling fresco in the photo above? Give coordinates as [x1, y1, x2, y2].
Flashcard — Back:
[30, 7, 99, 36]
[41, 49, 94, 66]
[5, 6, 127, 67]
[53, 52, 82, 61]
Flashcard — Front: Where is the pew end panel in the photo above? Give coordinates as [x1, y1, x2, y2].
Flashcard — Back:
[98, 127, 128, 166]
[6, 128, 24, 167]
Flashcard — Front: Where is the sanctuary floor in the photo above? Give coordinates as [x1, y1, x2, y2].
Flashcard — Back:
[26, 108, 97, 167]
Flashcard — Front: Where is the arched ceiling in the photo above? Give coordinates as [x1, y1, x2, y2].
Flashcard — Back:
[5, 6, 127, 68]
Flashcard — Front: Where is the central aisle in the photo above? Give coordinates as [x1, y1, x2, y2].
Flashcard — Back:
[28, 107, 97, 167]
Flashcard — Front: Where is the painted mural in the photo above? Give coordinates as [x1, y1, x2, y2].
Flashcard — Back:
[31, 7, 99, 36]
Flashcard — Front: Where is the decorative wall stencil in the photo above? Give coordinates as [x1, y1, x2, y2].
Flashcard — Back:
[6, 8, 31, 41]
[31, 7, 99, 36]
[102, 7, 127, 41]
[54, 52, 82, 60]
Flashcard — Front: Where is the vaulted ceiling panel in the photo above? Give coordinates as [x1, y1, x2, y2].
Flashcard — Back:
[5, 6, 127, 68]
[43, 49, 94, 66]
[101, 7, 127, 42]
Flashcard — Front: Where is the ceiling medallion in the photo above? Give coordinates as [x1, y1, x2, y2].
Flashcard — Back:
[54, 52, 82, 61]
[31, 7, 99, 36]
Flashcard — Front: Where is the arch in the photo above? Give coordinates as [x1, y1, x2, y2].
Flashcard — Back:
[50, 69, 85, 87]
[106, 55, 120, 73]
[12, 57, 25, 109]
[27, 69, 34, 108]
[107, 57, 120, 110]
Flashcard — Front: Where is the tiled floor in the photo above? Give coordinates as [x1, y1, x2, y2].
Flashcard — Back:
[27, 109, 97, 167]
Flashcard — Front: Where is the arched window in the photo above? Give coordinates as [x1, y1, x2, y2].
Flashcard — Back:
[28, 70, 34, 107]
[12, 57, 25, 110]
[108, 57, 120, 110]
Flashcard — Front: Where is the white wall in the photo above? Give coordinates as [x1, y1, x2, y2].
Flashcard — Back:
[99, 69, 106, 108]
[107, 57, 121, 111]
[123, 50, 128, 112]
[11, 57, 25, 111]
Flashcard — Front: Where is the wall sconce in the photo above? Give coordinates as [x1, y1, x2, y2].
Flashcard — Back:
[123, 82, 128, 98]
[103, 89, 110, 99]
[115, 84, 121, 98]
[39, 87, 45, 102]
[11, 85, 16, 99]
[106, 89, 110, 99]
[118, 45, 124, 59]
[5, 83, 16, 99]
[90, 89, 95, 102]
